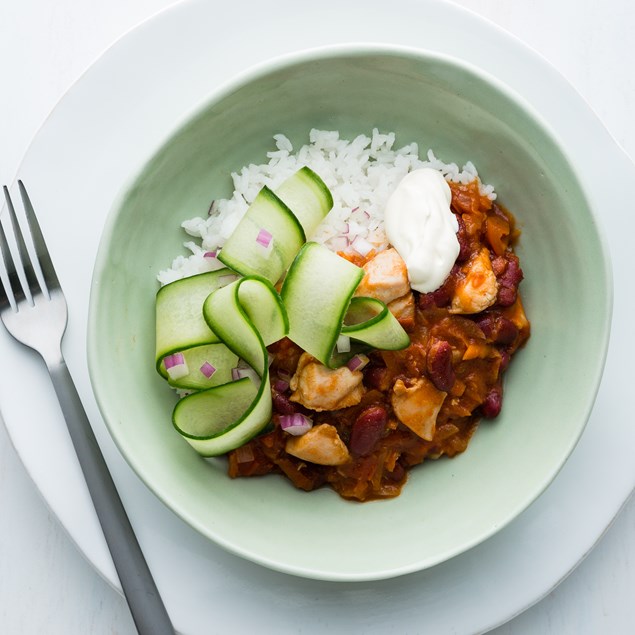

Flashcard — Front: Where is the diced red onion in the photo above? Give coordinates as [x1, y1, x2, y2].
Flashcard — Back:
[277, 368, 292, 382]
[200, 361, 216, 378]
[164, 352, 189, 380]
[234, 444, 255, 464]
[164, 352, 184, 370]
[273, 379, 289, 392]
[203, 249, 225, 271]
[351, 206, 359, 213]
[347, 354, 370, 372]
[279, 413, 313, 436]
[336, 334, 351, 353]
[232, 366, 259, 384]
[256, 228, 273, 248]
[351, 235, 374, 256]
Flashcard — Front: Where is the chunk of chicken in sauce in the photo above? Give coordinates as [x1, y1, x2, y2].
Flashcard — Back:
[391, 377, 447, 441]
[387, 292, 416, 330]
[450, 248, 498, 314]
[354, 247, 415, 327]
[285, 423, 350, 466]
[289, 352, 364, 411]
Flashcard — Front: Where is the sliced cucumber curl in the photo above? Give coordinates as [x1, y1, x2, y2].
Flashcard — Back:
[173, 276, 287, 456]
[156, 168, 410, 456]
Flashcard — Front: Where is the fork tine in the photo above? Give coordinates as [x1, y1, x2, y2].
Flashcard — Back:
[0, 209, 18, 311]
[2, 185, 43, 305]
[18, 181, 60, 295]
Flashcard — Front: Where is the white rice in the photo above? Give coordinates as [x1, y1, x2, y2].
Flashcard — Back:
[158, 129, 496, 285]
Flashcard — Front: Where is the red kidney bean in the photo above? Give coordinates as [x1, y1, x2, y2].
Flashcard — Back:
[350, 406, 387, 456]
[498, 288, 515, 307]
[272, 392, 297, 416]
[427, 339, 455, 392]
[418, 291, 436, 310]
[364, 365, 390, 391]
[495, 317, 519, 344]
[418, 264, 460, 309]
[495, 253, 524, 307]
[482, 384, 503, 418]
[455, 213, 471, 262]
[475, 314, 496, 339]
[475, 314, 518, 345]
[491, 255, 507, 277]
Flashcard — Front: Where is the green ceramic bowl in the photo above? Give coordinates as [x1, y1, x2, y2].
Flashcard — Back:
[88, 44, 612, 581]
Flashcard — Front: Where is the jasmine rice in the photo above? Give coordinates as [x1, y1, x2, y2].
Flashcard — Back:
[158, 129, 495, 285]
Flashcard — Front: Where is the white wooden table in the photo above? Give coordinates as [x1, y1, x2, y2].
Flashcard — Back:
[1, 1, 633, 632]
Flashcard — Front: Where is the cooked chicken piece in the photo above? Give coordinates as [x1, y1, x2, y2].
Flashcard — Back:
[289, 352, 364, 411]
[391, 377, 446, 441]
[355, 248, 411, 305]
[450, 248, 498, 314]
[387, 291, 415, 330]
[285, 423, 351, 466]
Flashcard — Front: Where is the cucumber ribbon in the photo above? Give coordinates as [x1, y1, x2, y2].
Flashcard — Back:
[172, 276, 287, 456]
[155, 269, 239, 389]
[281, 242, 410, 368]
[155, 169, 411, 456]
[157, 249, 409, 456]
[217, 166, 333, 285]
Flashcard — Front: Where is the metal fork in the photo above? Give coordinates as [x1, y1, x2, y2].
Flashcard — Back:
[0, 182, 175, 635]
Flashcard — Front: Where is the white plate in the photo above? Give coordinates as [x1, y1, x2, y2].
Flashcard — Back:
[0, 0, 633, 633]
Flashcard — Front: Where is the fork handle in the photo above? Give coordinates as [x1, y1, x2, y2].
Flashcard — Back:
[47, 357, 175, 635]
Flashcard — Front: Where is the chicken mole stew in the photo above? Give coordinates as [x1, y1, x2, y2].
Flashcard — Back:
[228, 179, 528, 500]
[155, 134, 529, 502]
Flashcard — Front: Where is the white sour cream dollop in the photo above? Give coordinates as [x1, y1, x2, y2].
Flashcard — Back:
[384, 168, 460, 293]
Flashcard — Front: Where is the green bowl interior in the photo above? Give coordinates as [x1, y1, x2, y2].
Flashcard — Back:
[88, 48, 611, 580]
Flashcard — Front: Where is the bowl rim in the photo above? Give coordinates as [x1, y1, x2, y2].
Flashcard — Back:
[87, 41, 614, 581]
